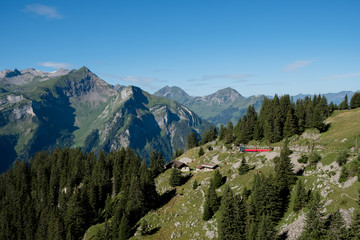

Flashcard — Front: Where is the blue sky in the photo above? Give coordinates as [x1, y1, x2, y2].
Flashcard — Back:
[1, 1, 359, 97]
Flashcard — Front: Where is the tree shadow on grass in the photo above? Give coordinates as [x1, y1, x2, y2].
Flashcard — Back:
[156, 189, 177, 209]
[147, 226, 161, 235]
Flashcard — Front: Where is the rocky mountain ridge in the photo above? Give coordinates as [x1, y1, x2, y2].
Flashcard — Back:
[155, 86, 264, 126]
[0, 68, 73, 85]
[0, 67, 210, 172]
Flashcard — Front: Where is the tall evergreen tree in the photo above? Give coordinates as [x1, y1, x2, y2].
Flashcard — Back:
[348, 189, 360, 239]
[225, 121, 235, 144]
[284, 109, 297, 137]
[350, 92, 360, 109]
[211, 169, 223, 188]
[64, 190, 90, 240]
[198, 146, 205, 157]
[238, 155, 250, 175]
[150, 151, 165, 178]
[256, 214, 277, 240]
[118, 214, 131, 240]
[274, 139, 296, 214]
[299, 191, 326, 240]
[186, 132, 198, 149]
[203, 182, 220, 221]
[218, 124, 226, 141]
[169, 168, 182, 187]
[218, 185, 236, 240]
[293, 179, 307, 211]
[326, 210, 347, 240]
[340, 95, 349, 110]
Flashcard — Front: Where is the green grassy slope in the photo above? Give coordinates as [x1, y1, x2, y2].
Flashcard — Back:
[91, 108, 360, 240]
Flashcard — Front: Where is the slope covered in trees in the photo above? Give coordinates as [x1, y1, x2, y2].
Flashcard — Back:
[125, 108, 360, 239]
[0, 67, 211, 172]
[0, 147, 166, 240]
[218, 94, 339, 146]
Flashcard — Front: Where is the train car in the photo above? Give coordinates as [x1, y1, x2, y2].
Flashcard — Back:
[240, 146, 273, 152]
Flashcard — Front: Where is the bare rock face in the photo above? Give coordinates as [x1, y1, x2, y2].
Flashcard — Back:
[279, 213, 306, 240]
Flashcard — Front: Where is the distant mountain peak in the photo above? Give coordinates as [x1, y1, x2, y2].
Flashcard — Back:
[154, 85, 192, 104]
[215, 87, 242, 97]
[78, 66, 91, 73]
[206, 87, 243, 103]
[4, 69, 22, 78]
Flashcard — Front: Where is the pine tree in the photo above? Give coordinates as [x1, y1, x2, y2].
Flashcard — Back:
[201, 126, 218, 144]
[113, 148, 126, 194]
[283, 109, 297, 137]
[295, 99, 306, 133]
[118, 214, 131, 240]
[125, 175, 145, 224]
[340, 95, 349, 110]
[256, 214, 277, 240]
[233, 194, 247, 239]
[326, 210, 347, 240]
[172, 148, 184, 160]
[211, 169, 223, 188]
[111, 206, 124, 239]
[293, 179, 307, 211]
[64, 190, 90, 240]
[313, 105, 326, 132]
[238, 155, 250, 175]
[150, 151, 165, 178]
[198, 146, 205, 157]
[186, 132, 198, 149]
[218, 185, 234, 239]
[348, 189, 360, 239]
[350, 92, 360, 109]
[299, 191, 326, 240]
[218, 124, 226, 141]
[274, 139, 296, 214]
[169, 168, 182, 187]
[225, 121, 235, 144]
[192, 180, 198, 190]
[203, 182, 220, 221]
[218, 185, 237, 240]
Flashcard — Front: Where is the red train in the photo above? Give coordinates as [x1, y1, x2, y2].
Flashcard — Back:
[240, 146, 273, 152]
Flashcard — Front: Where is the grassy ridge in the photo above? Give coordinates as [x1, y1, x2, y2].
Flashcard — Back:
[133, 109, 360, 239]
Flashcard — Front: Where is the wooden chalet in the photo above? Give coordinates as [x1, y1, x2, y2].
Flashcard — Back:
[164, 160, 190, 171]
[196, 163, 218, 171]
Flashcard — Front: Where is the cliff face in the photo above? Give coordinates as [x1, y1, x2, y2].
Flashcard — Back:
[0, 67, 210, 172]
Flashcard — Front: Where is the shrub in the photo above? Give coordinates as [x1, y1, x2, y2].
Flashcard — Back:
[298, 155, 308, 164]
[336, 151, 348, 166]
[198, 146, 205, 157]
[339, 166, 349, 183]
[309, 152, 321, 166]
[192, 180, 198, 190]
[348, 155, 360, 178]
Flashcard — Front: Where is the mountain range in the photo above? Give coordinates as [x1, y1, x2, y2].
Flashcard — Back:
[155, 86, 357, 126]
[0, 67, 210, 172]
[155, 86, 265, 126]
[0, 67, 357, 173]
[292, 91, 356, 105]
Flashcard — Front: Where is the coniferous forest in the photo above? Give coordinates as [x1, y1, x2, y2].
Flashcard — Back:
[0, 148, 166, 240]
[1, 93, 360, 239]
